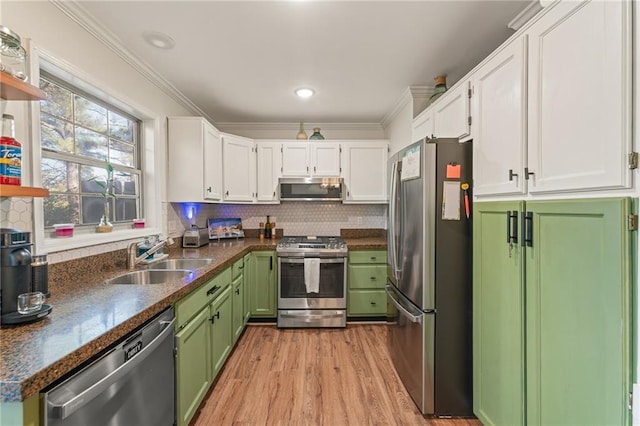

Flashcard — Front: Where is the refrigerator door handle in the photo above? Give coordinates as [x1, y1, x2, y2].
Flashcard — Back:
[389, 160, 401, 279]
[385, 286, 423, 324]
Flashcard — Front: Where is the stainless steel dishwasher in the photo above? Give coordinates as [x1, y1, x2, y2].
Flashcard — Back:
[42, 307, 175, 426]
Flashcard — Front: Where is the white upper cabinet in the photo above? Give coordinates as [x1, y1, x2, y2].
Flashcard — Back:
[281, 142, 310, 176]
[341, 141, 389, 203]
[472, 37, 527, 197]
[412, 80, 471, 143]
[167, 117, 222, 203]
[281, 141, 341, 177]
[222, 133, 256, 202]
[256, 141, 282, 203]
[526, 0, 632, 194]
[412, 107, 434, 143]
[433, 80, 472, 141]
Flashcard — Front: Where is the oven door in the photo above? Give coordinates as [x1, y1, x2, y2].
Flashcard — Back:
[278, 257, 346, 309]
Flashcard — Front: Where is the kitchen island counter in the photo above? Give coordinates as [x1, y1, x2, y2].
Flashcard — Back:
[0, 236, 386, 403]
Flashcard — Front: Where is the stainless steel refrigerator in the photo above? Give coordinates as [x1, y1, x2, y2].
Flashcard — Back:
[386, 138, 473, 416]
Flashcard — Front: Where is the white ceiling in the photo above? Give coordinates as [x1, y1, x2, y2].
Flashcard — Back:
[74, 1, 531, 124]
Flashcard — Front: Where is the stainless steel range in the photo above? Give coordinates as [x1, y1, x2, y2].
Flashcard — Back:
[276, 236, 348, 328]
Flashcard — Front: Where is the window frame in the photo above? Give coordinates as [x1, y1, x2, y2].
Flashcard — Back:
[29, 46, 164, 254]
[39, 71, 143, 229]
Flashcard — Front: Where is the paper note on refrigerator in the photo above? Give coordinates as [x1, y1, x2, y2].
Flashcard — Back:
[442, 181, 461, 220]
[401, 150, 420, 181]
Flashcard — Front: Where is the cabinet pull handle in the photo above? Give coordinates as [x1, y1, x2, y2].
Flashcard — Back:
[314, 166, 316, 172]
[270, 256, 273, 270]
[370, 302, 377, 305]
[370, 276, 376, 280]
[273, 191, 276, 197]
[508, 169, 518, 181]
[522, 212, 533, 247]
[370, 257, 376, 261]
[524, 168, 534, 180]
[506, 211, 518, 244]
[210, 311, 221, 323]
[235, 288, 240, 295]
[226, 190, 229, 196]
[306, 166, 309, 172]
[207, 186, 212, 193]
[207, 285, 220, 296]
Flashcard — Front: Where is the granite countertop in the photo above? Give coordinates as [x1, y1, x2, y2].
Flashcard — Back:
[0, 237, 386, 403]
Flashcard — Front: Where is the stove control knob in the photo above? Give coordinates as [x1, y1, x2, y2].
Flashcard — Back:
[339, 243, 347, 249]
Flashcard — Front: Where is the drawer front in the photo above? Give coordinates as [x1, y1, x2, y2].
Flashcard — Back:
[176, 268, 231, 328]
[349, 250, 386, 264]
[348, 290, 387, 316]
[232, 258, 244, 279]
[348, 265, 387, 289]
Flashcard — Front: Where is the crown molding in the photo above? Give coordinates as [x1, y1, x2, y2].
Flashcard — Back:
[381, 86, 431, 129]
[50, 0, 211, 120]
[216, 122, 383, 133]
[508, 0, 543, 31]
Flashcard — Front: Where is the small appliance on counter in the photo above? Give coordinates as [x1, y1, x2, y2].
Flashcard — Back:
[182, 227, 209, 248]
[0, 228, 52, 325]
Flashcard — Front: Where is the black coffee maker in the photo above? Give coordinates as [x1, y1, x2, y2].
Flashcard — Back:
[0, 228, 33, 323]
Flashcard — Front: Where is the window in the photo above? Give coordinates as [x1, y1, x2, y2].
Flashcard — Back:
[39, 73, 142, 228]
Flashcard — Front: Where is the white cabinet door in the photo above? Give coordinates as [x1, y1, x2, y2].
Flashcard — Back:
[527, 0, 631, 193]
[281, 142, 310, 176]
[203, 123, 222, 201]
[412, 107, 434, 143]
[222, 134, 255, 202]
[472, 37, 527, 197]
[342, 141, 389, 203]
[168, 117, 221, 203]
[256, 141, 282, 203]
[311, 142, 341, 176]
[433, 81, 471, 140]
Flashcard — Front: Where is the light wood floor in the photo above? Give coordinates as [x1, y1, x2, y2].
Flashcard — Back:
[192, 324, 480, 426]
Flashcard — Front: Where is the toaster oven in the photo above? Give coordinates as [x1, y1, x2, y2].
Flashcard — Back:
[182, 227, 209, 248]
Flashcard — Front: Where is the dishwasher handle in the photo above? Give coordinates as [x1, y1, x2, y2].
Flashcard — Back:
[48, 316, 176, 420]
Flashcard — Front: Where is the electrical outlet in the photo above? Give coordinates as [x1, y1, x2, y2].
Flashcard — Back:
[168, 220, 177, 234]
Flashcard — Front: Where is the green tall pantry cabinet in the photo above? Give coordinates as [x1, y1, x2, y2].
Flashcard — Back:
[473, 198, 633, 426]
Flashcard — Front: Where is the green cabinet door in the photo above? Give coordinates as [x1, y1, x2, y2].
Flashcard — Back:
[473, 201, 525, 426]
[525, 198, 632, 426]
[243, 253, 252, 323]
[210, 285, 233, 378]
[232, 274, 244, 344]
[175, 307, 212, 426]
[250, 251, 277, 317]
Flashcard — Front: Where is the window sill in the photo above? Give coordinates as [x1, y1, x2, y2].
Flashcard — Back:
[44, 227, 163, 253]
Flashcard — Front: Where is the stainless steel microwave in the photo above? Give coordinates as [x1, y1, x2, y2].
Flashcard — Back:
[279, 177, 344, 201]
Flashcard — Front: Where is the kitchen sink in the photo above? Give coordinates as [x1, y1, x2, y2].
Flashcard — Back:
[149, 258, 215, 270]
[105, 269, 194, 285]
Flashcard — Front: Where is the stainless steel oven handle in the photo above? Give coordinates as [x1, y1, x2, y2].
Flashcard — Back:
[278, 257, 345, 264]
[48, 317, 176, 420]
[280, 311, 345, 319]
[385, 286, 422, 324]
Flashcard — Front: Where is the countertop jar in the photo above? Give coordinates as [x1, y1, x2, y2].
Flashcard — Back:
[0, 25, 27, 81]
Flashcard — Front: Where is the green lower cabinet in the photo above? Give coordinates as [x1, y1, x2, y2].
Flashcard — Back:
[347, 251, 387, 317]
[473, 198, 633, 426]
[243, 253, 252, 323]
[175, 307, 212, 426]
[249, 251, 277, 318]
[473, 201, 525, 426]
[210, 285, 233, 378]
[232, 274, 244, 344]
[525, 198, 632, 426]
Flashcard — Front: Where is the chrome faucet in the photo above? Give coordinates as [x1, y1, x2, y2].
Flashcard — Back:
[127, 237, 175, 270]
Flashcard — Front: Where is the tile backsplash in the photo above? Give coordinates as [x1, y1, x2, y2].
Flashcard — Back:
[0, 198, 33, 232]
[169, 202, 387, 237]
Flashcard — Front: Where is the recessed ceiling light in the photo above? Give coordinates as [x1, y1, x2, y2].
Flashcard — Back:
[142, 30, 175, 49]
[295, 88, 315, 98]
